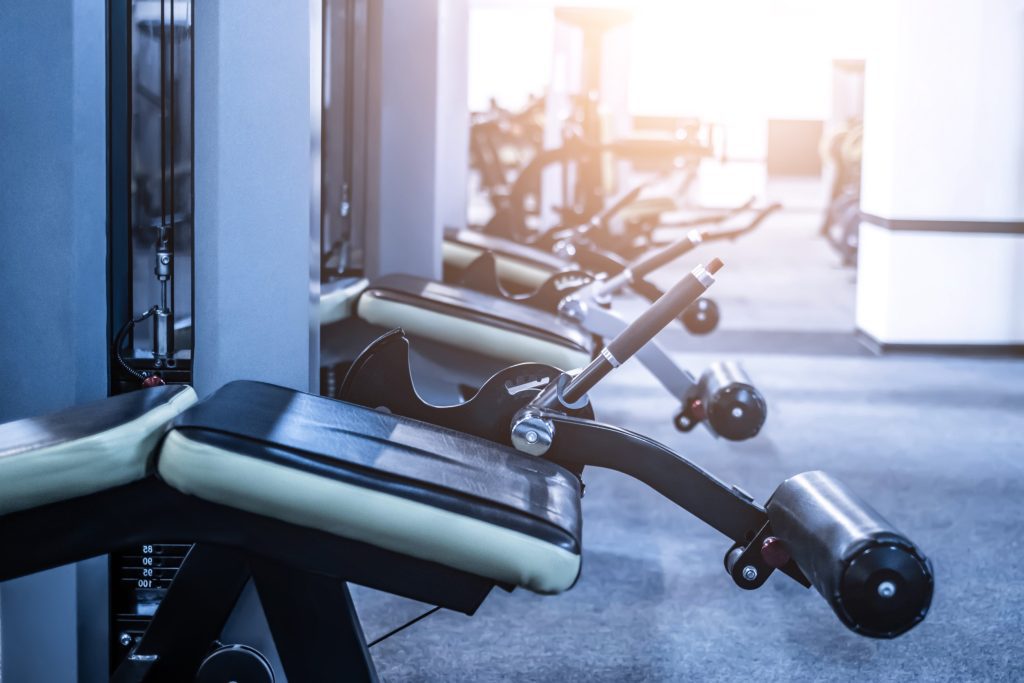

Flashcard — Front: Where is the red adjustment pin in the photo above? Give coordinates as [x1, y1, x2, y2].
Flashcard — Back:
[761, 536, 791, 568]
[142, 375, 166, 388]
[688, 398, 706, 421]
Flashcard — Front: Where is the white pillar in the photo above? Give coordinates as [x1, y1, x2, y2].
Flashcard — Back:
[436, 0, 471, 235]
[366, 0, 469, 279]
[856, 0, 1024, 346]
[0, 0, 108, 679]
[193, 0, 320, 396]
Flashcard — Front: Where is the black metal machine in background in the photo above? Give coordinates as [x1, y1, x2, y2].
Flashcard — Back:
[321, 0, 373, 281]
[469, 94, 547, 215]
[552, 7, 634, 223]
[108, 0, 194, 394]
[819, 59, 866, 266]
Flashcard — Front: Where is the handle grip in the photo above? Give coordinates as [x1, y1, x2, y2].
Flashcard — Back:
[559, 259, 721, 405]
[606, 258, 721, 364]
[627, 230, 703, 281]
[767, 471, 933, 638]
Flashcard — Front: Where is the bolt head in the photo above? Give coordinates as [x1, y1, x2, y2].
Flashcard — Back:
[741, 565, 758, 582]
[877, 580, 897, 598]
[119, 632, 134, 647]
[510, 414, 553, 456]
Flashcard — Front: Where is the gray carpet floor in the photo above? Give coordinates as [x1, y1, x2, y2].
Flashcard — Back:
[353, 209, 1024, 681]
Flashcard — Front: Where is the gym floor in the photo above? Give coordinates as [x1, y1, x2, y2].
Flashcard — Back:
[353, 201, 1024, 681]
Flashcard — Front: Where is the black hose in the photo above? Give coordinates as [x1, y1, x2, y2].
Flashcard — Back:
[113, 306, 158, 381]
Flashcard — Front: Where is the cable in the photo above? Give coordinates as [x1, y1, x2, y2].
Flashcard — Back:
[367, 605, 441, 648]
[113, 306, 159, 381]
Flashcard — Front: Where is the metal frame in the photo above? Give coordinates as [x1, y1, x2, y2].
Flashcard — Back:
[322, 0, 375, 279]
[0, 477, 494, 682]
[106, 0, 196, 393]
[338, 329, 808, 592]
[107, 0, 134, 392]
[482, 137, 711, 240]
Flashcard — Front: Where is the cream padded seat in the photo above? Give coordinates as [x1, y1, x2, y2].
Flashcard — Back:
[158, 380, 584, 594]
[356, 274, 594, 371]
[320, 276, 370, 325]
[444, 228, 568, 290]
[0, 386, 197, 516]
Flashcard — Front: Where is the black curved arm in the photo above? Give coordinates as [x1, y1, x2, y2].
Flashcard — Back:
[697, 202, 783, 243]
[530, 181, 649, 249]
[659, 196, 756, 228]
[546, 414, 766, 542]
[541, 413, 809, 589]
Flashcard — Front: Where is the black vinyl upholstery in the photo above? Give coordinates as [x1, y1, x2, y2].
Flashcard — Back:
[0, 380, 584, 594]
[0, 385, 190, 458]
[168, 380, 582, 552]
[0, 385, 196, 516]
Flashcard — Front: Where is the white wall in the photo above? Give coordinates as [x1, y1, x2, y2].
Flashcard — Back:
[436, 0, 471, 233]
[468, 3, 553, 111]
[860, 0, 1024, 220]
[468, 0, 878, 158]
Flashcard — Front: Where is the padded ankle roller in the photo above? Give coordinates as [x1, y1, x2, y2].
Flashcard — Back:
[767, 471, 933, 638]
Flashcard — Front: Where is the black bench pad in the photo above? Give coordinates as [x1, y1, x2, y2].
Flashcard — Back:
[158, 381, 583, 593]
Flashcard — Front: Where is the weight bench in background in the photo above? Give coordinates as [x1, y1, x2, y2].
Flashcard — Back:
[354, 274, 595, 371]
[320, 272, 597, 371]
[319, 272, 598, 405]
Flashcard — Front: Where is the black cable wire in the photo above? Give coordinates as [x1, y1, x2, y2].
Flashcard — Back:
[367, 605, 441, 648]
[113, 306, 159, 381]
